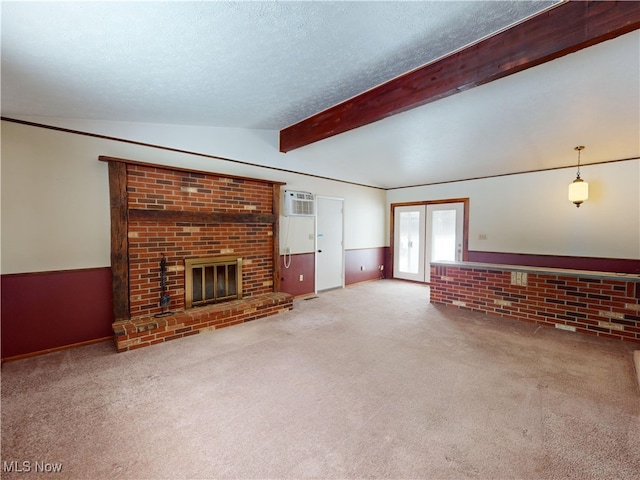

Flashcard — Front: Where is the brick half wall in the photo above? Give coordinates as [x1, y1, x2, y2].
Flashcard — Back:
[430, 263, 640, 344]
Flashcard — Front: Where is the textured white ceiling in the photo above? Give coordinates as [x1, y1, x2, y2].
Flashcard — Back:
[2, 1, 638, 189]
[2, 1, 556, 128]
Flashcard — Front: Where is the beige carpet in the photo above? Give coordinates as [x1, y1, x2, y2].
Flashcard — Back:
[2, 280, 639, 479]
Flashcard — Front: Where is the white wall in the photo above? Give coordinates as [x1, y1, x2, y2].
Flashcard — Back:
[5, 117, 635, 277]
[386, 160, 640, 259]
[280, 181, 386, 255]
[1, 119, 386, 274]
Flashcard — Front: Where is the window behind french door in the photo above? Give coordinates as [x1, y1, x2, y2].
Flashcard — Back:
[393, 200, 466, 283]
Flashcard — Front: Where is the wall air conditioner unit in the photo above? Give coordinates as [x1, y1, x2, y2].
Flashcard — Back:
[284, 190, 316, 217]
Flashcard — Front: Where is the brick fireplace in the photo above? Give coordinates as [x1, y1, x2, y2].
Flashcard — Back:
[101, 156, 293, 352]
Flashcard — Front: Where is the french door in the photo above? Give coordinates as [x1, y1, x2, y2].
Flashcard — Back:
[393, 201, 465, 282]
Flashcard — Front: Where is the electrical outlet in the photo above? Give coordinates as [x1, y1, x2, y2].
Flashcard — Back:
[360, 266, 365, 271]
[510, 271, 528, 286]
[299, 274, 304, 282]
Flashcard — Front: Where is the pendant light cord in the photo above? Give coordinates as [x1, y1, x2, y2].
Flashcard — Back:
[575, 146, 584, 179]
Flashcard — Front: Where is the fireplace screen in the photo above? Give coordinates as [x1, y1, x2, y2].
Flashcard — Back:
[185, 256, 242, 308]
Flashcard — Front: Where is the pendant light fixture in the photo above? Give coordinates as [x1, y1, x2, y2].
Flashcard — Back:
[568, 146, 588, 208]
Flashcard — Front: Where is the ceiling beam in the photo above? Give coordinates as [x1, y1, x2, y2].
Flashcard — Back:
[279, 1, 640, 153]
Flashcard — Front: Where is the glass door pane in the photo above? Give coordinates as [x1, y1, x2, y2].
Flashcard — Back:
[431, 209, 457, 262]
[425, 202, 464, 282]
[398, 211, 420, 273]
[393, 205, 426, 282]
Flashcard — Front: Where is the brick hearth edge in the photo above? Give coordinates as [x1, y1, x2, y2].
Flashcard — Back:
[113, 292, 293, 352]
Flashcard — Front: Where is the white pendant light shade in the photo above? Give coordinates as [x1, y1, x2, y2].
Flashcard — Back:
[568, 145, 588, 208]
[568, 177, 588, 207]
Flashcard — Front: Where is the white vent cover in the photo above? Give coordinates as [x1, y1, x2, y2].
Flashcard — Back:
[284, 190, 316, 216]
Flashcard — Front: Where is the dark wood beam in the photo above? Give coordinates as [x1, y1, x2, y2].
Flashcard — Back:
[107, 161, 130, 321]
[129, 208, 278, 225]
[280, 1, 640, 152]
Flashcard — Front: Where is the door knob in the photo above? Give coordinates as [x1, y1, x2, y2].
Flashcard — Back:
[317, 250, 322, 253]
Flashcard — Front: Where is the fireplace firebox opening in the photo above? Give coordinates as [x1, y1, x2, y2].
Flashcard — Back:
[185, 256, 243, 308]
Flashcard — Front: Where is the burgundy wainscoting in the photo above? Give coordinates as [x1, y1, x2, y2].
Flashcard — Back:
[280, 253, 315, 297]
[1, 267, 114, 359]
[279, 247, 388, 297]
[345, 247, 388, 286]
[468, 251, 640, 275]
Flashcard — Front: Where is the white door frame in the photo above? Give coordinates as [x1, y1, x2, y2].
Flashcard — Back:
[315, 195, 345, 293]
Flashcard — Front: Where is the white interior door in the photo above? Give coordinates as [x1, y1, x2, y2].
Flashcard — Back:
[394, 202, 464, 283]
[316, 196, 344, 291]
[393, 205, 426, 282]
